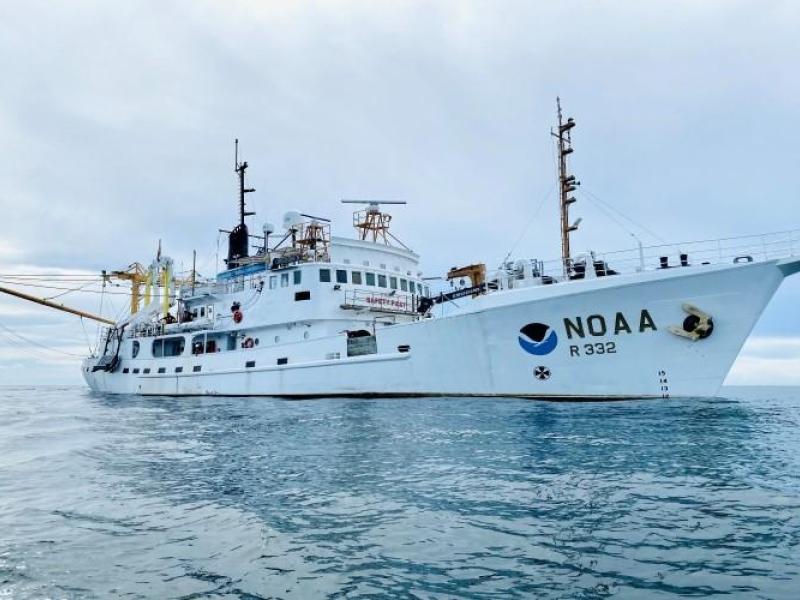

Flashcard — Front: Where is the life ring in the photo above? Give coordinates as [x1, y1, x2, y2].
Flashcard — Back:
[233, 310, 243, 324]
[243, 337, 255, 349]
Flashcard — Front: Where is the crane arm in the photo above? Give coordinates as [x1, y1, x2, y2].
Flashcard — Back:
[0, 285, 115, 325]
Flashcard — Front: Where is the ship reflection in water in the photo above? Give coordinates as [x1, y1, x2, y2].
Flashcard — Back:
[1, 386, 799, 598]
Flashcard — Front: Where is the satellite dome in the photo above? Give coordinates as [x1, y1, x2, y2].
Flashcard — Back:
[282, 211, 303, 230]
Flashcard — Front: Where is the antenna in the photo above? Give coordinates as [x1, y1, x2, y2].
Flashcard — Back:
[552, 98, 580, 277]
[340, 199, 409, 247]
[234, 138, 256, 226]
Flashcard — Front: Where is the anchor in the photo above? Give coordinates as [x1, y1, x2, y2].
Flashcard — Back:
[668, 303, 714, 341]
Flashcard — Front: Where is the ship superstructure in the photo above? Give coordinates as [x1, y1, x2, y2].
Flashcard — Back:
[3, 108, 799, 399]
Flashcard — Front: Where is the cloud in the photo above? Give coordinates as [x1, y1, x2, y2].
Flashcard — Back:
[0, 0, 799, 386]
[726, 337, 800, 386]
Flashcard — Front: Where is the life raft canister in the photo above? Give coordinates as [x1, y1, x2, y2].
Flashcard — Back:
[233, 310, 243, 324]
[243, 337, 255, 349]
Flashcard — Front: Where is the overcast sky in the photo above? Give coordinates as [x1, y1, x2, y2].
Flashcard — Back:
[1, 0, 798, 385]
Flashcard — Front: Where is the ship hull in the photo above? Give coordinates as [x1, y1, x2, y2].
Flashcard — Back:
[82, 257, 797, 399]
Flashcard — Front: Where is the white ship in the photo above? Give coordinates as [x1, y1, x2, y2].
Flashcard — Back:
[4, 105, 799, 399]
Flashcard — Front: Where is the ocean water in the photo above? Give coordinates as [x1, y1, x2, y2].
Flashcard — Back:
[1, 387, 799, 599]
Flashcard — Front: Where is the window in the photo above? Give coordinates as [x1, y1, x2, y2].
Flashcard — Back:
[166, 337, 185, 357]
[400, 279, 408, 291]
[293, 270, 302, 285]
[157, 367, 166, 374]
[207, 305, 214, 319]
[132, 368, 140, 374]
[132, 341, 140, 358]
[295, 291, 311, 301]
[424, 286, 430, 296]
[192, 335, 205, 355]
[277, 357, 288, 365]
[336, 269, 348, 284]
[378, 274, 387, 288]
[175, 366, 183, 373]
[389, 277, 398, 290]
[122, 368, 130, 374]
[200, 307, 205, 317]
[269, 276, 277, 289]
[365, 272, 375, 286]
[245, 360, 256, 368]
[319, 269, 331, 282]
[351, 271, 362, 285]
[193, 365, 202, 372]
[155, 337, 185, 358]
[281, 273, 289, 287]
[409, 281, 416, 294]
[143, 368, 151, 374]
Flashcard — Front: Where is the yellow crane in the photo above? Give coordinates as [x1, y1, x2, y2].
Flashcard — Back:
[106, 263, 148, 315]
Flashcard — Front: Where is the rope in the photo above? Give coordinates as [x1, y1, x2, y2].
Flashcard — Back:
[497, 182, 555, 269]
[578, 188, 668, 244]
[0, 321, 85, 358]
[0, 279, 130, 295]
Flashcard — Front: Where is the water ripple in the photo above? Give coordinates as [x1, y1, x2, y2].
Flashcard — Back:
[1, 386, 799, 598]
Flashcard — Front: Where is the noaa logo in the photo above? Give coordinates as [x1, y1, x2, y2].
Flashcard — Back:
[518, 322, 558, 355]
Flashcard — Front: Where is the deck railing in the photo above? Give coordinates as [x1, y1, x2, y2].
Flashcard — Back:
[534, 229, 800, 278]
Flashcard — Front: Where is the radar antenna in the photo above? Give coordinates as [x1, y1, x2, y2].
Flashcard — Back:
[340, 199, 409, 248]
[552, 98, 580, 277]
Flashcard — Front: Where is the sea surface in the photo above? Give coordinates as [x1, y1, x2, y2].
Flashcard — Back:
[1, 387, 799, 599]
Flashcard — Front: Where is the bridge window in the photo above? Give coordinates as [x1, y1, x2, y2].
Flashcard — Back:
[269, 275, 277, 289]
[131, 341, 140, 358]
[352, 271, 362, 285]
[409, 281, 416, 293]
[389, 277, 398, 290]
[293, 270, 302, 285]
[336, 269, 348, 284]
[378, 274, 387, 288]
[281, 273, 289, 287]
[365, 272, 375, 286]
[400, 279, 408, 291]
[295, 291, 311, 301]
[319, 268, 331, 283]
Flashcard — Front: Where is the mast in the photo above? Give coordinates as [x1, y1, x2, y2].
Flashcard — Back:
[235, 138, 256, 227]
[553, 98, 580, 276]
[226, 139, 256, 268]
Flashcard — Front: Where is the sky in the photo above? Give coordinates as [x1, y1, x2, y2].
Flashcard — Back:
[0, 0, 798, 385]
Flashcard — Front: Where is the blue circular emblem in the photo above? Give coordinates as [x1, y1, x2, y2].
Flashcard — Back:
[518, 322, 558, 355]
